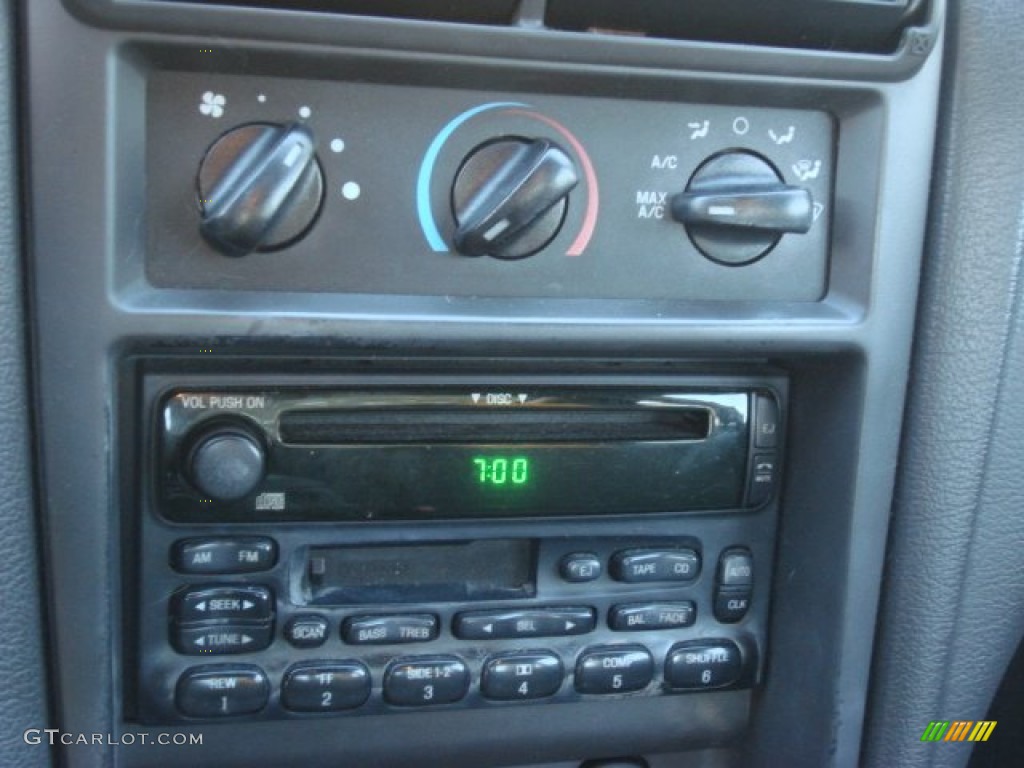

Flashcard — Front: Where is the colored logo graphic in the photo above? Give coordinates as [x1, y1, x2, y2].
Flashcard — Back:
[920, 721, 997, 743]
[416, 102, 599, 256]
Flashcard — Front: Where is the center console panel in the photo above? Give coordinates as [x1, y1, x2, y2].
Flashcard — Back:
[24, 0, 945, 765]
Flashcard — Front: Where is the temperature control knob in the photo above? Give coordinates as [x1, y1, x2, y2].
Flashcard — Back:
[452, 137, 579, 260]
[185, 423, 266, 502]
[671, 151, 813, 266]
[197, 122, 324, 257]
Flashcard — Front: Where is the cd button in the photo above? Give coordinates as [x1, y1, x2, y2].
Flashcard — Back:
[482, 652, 563, 700]
[175, 585, 273, 624]
[609, 549, 700, 583]
[281, 662, 370, 712]
[453, 607, 595, 640]
[575, 645, 654, 694]
[342, 614, 438, 645]
[609, 602, 696, 631]
[384, 656, 469, 706]
[176, 665, 268, 717]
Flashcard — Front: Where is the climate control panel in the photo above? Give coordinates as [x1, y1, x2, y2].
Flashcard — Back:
[146, 72, 834, 300]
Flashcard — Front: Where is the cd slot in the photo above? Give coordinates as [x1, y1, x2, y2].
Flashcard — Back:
[278, 407, 712, 445]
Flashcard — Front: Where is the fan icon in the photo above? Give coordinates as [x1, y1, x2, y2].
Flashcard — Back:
[198, 91, 226, 119]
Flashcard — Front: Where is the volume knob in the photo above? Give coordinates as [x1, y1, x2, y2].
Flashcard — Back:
[186, 424, 266, 502]
[197, 122, 324, 257]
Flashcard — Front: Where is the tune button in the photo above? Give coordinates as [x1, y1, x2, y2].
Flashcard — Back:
[174, 624, 273, 656]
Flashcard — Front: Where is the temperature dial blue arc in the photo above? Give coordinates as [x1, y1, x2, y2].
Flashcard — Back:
[416, 101, 528, 252]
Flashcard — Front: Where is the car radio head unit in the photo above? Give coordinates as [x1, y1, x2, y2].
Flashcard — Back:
[157, 387, 779, 523]
[133, 374, 783, 725]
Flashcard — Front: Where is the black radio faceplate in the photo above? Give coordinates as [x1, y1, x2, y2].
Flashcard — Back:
[134, 373, 784, 726]
[158, 387, 767, 523]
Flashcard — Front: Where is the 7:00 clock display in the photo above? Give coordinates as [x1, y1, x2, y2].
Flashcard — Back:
[472, 456, 530, 486]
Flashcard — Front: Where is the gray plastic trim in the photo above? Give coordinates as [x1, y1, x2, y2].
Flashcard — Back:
[23, 0, 944, 766]
[61, 0, 945, 83]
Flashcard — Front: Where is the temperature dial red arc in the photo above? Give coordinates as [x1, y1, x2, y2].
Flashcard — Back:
[416, 103, 599, 257]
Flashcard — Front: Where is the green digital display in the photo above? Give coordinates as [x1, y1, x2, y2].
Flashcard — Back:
[473, 456, 530, 487]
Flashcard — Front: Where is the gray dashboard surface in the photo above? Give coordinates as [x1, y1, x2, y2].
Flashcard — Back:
[864, 0, 1024, 765]
[0, 0, 50, 765]
[23, 0, 943, 766]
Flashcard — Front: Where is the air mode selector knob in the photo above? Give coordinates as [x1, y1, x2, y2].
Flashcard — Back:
[197, 122, 324, 257]
[671, 151, 813, 266]
[452, 137, 579, 260]
[185, 424, 267, 502]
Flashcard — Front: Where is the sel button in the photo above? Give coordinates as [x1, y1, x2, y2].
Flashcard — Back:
[384, 657, 469, 706]
[575, 645, 654, 694]
[454, 607, 595, 640]
[176, 665, 268, 717]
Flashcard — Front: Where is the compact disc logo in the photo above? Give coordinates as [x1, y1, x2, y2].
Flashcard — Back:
[416, 102, 600, 256]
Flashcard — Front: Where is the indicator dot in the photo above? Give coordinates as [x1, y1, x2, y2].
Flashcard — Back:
[341, 182, 361, 201]
[298, 106, 312, 119]
[257, 94, 267, 103]
[330, 138, 345, 153]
